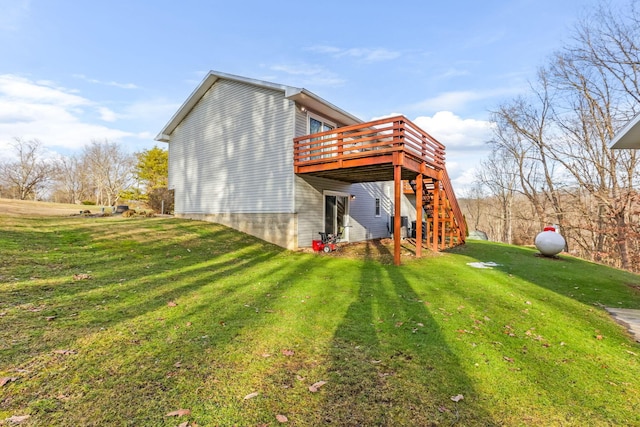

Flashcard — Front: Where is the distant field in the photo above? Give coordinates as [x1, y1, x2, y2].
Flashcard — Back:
[0, 198, 89, 217]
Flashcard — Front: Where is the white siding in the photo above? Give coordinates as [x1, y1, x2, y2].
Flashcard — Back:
[294, 106, 307, 138]
[169, 79, 294, 214]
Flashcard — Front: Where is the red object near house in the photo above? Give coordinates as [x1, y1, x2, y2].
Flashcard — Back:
[312, 240, 323, 252]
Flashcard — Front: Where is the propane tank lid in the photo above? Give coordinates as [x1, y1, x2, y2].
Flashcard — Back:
[543, 226, 556, 232]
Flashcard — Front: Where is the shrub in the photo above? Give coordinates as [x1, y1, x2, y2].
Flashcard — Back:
[148, 188, 174, 214]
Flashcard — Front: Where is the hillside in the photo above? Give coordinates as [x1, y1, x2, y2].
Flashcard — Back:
[1, 212, 639, 426]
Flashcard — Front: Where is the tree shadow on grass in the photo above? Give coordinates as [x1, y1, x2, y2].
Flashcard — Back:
[423, 241, 640, 424]
[448, 241, 640, 309]
[320, 243, 496, 426]
[0, 218, 293, 369]
[1, 235, 332, 425]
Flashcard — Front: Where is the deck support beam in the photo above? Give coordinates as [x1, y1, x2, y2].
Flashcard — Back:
[393, 162, 402, 266]
[415, 174, 423, 258]
[433, 177, 440, 252]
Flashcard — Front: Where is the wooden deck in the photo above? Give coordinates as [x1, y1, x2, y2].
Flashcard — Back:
[294, 115, 466, 265]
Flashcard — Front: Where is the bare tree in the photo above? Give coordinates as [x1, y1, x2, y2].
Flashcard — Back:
[459, 183, 487, 233]
[468, 1, 640, 271]
[546, 13, 639, 270]
[476, 147, 518, 244]
[52, 154, 91, 204]
[490, 71, 568, 236]
[82, 140, 135, 206]
[0, 138, 54, 200]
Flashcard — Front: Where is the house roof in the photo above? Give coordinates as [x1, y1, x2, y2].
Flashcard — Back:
[610, 113, 640, 149]
[155, 70, 363, 142]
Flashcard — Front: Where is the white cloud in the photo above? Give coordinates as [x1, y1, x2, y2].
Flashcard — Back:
[452, 166, 478, 189]
[370, 112, 404, 121]
[269, 64, 345, 87]
[137, 131, 154, 139]
[73, 74, 138, 89]
[98, 107, 118, 122]
[0, 74, 133, 152]
[307, 45, 401, 62]
[413, 111, 495, 194]
[0, 75, 89, 107]
[413, 111, 494, 149]
[411, 87, 521, 113]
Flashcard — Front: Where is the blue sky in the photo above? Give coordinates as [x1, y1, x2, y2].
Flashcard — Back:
[0, 0, 618, 191]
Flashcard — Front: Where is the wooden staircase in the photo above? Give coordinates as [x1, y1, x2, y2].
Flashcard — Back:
[408, 171, 466, 250]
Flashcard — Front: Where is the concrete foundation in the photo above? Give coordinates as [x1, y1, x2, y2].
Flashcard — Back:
[176, 212, 298, 250]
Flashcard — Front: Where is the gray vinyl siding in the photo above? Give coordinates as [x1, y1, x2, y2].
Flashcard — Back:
[295, 175, 392, 247]
[294, 106, 308, 137]
[357, 181, 394, 238]
[169, 79, 294, 214]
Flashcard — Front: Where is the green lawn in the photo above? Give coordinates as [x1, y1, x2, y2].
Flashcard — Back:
[1, 215, 639, 426]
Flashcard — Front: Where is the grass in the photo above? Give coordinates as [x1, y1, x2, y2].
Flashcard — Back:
[1, 213, 639, 426]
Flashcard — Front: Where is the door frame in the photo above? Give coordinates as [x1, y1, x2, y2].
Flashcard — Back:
[323, 190, 350, 242]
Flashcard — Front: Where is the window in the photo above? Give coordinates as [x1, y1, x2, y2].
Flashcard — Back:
[308, 113, 336, 160]
[309, 115, 335, 135]
[375, 198, 381, 217]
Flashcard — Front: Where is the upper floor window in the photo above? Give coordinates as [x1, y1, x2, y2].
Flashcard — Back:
[309, 114, 335, 135]
[308, 113, 336, 159]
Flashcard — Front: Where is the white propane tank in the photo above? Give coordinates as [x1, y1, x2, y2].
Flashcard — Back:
[534, 226, 566, 257]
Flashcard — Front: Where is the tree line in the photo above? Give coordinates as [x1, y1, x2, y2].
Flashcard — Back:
[464, 1, 640, 272]
[0, 138, 173, 213]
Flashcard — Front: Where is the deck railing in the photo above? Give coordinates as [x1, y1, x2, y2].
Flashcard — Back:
[293, 115, 445, 170]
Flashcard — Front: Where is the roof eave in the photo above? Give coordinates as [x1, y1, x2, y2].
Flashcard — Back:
[610, 113, 640, 149]
[286, 89, 362, 126]
[156, 133, 171, 143]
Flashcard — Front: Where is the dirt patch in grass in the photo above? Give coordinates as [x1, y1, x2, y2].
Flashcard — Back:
[301, 238, 441, 264]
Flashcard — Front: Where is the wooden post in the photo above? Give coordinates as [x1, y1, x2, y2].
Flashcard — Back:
[449, 208, 454, 248]
[415, 174, 423, 258]
[394, 163, 402, 266]
[432, 180, 440, 252]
